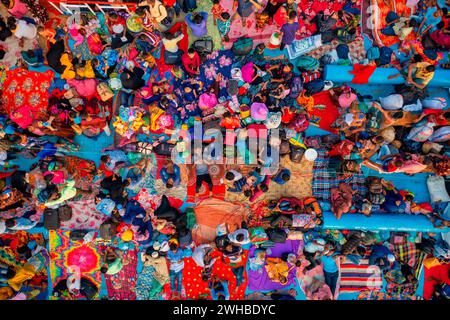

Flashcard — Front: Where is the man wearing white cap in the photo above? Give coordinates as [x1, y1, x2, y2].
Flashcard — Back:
[369, 244, 399, 271]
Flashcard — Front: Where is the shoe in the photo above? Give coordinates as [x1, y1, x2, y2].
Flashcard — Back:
[323, 81, 334, 91]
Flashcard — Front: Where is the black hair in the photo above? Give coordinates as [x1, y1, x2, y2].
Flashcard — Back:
[260, 183, 269, 192]
[0, 49, 5, 60]
[7, 16, 16, 29]
[221, 12, 230, 20]
[5, 219, 15, 228]
[426, 65, 436, 72]
[236, 233, 245, 242]
[100, 155, 109, 162]
[166, 181, 174, 189]
[225, 171, 235, 181]
[100, 266, 109, 274]
[392, 111, 404, 119]
[295, 260, 302, 267]
[217, 293, 226, 300]
[288, 10, 297, 19]
[188, 48, 195, 54]
[243, 189, 252, 198]
[437, 21, 445, 29]
[412, 54, 423, 63]
[443, 7, 448, 15]
[169, 242, 178, 251]
[281, 173, 290, 182]
[193, 13, 204, 24]
[212, 0, 220, 3]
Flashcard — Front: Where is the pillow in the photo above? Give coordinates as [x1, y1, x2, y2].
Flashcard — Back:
[380, 94, 403, 110]
[421, 97, 447, 109]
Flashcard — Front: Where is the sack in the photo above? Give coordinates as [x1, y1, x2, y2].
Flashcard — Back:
[267, 228, 287, 243]
[232, 37, 254, 56]
[58, 205, 72, 222]
[289, 76, 303, 99]
[422, 97, 447, 109]
[427, 175, 450, 203]
[193, 39, 213, 56]
[44, 208, 60, 230]
[96, 82, 114, 102]
[290, 145, 304, 163]
[99, 220, 118, 240]
[380, 94, 403, 110]
[429, 126, 450, 142]
[198, 92, 218, 110]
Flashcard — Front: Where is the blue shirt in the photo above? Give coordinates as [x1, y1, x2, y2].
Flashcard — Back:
[322, 255, 338, 273]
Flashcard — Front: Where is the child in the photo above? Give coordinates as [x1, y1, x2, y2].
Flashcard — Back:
[279, 10, 299, 50]
[211, 0, 225, 25]
[217, 12, 231, 42]
[167, 239, 188, 298]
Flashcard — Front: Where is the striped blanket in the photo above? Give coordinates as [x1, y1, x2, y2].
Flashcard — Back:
[339, 258, 383, 293]
[312, 150, 368, 201]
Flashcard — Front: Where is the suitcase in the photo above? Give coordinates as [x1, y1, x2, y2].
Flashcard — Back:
[58, 205, 73, 222]
[44, 208, 60, 230]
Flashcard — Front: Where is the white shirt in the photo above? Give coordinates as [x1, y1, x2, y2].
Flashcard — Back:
[162, 33, 184, 53]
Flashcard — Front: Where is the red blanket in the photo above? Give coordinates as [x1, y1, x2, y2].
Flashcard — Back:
[350, 64, 377, 84]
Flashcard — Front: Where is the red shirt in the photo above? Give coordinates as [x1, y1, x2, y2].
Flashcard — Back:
[181, 52, 200, 75]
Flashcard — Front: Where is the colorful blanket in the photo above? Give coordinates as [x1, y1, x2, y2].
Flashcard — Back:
[182, 250, 248, 300]
[2, 68, 54, 121]
[309, 90, 339, 134]
[339, 258, 383, 293]
[62, 198, 108, 230]
[102, 247, 139, 300]
[48, 230, 102, 299]
[199, 50, 235, 99]
[247, 241, 301, 291]
[312, 149, 368, 201]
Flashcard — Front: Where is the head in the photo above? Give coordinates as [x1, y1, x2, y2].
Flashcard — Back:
[164, 177, 174, 188]
[426, 65, 436, 73]
[225, 171, 235, 181]
[243, 189, 253, 198]
[5, 219, 16, 228]
[236, 233, 245, 242]
[393, 159, 404, 168]
[279, 276, 288, 285]
[193, 13, 204, 24]
[221, 12, 230, 20]
[281, 172, 290, 182]
[260, 183, 269, 193]
[288, 10, 297, 20]
[187, 48, 196, 58]
[100, 265, 109, 274]
[169, 242, 179, 252]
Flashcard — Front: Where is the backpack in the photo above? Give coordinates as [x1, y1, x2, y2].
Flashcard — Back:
[44, 208, 60, 230]
[267, 228, 287, 243]
[99, 220, 118, 240]
[58, 205, 73, 222]
[304, 79, 325, 96]
[232, 37, 254, 56]
[289, 76, 303, 99]
[290, 146, 305, 163]
[193, 39, 213, 56]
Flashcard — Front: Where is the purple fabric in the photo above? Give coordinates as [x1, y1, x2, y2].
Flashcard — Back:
[281, 22, 299, 45]
[247, 240, 301, 291]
